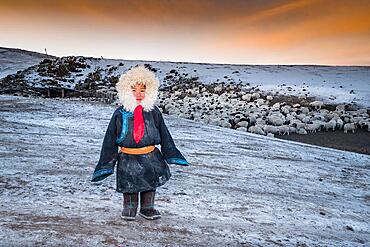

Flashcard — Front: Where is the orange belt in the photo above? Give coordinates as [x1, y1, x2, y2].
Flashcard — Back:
[120, 145, 155, 155]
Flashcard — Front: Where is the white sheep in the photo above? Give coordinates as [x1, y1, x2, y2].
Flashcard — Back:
[343, 123, 356, 133]
[242, 94, 252, 101]
[289, 126, 297, 133]
[251, 92, 260, 99]
[290, 120, 305, 129]
[266, 95, 273, 101]
[324, 119, 337, 131]
[248, 125, 265, 135]
[336, 104, 346, 112]
[236, 127, 248, 132]
[312, 113, 325, 121]
[309, 100, 324, 110]
[305, 123, 321, 133]
[271, 102, 281, 111]
[296, 113, 306, 121]
[302, 116, 311, 124]
[336, 118, 344, 129]
[357, 108, 367, 114]
[263, 125, 279, 134]
[300, 107, 309, 114]
[268, 115, 285, 126]
[281, 106, 291, 115]
[286, 114, 296, 122]
[297, 128, 308, 135]
[236, 121, 249, 128]
[278, 125, 290, 135]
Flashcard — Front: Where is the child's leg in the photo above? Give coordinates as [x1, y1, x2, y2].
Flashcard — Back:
[121, 192, 138, 220]
[138, 189, 161, 220]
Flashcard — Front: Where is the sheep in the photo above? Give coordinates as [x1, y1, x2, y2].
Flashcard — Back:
[297, 128, 308, 135]
[286, 114, 296, 122]
[209, 119, 220, 126]
[353, 116, 367, 125]
[342, 114, 352, 123]
[248, 115, 257, 125]
[290, 120, 305, 129]
[312, 113, 325, 121]
[309, 100, 324, 110]
[296, 113, 307, 121]
[248, 125, 265, 135]
[242, 94, 252, 101]
[255, 98, 266, 106]
[327, 112, 340, 121]
[336, 104, 346, 113]
[267, 115, 285, 126]
[357, 108, 367, 114]
[343, 123, 356, 133]
[271, 103, 281, 111]
[289, 126, 297, 133]
[311, 120, 325, 131]
[236, 127, 248, 132]
[324, 119, 337, 131]
[358, 119, 369, 129]
[266, 133, 275, 137]
[302, 116, 311, 123]
[236, 121, 249, 128]
[278, 125, 290, 135]
[263, 125, 279, 134]
[305, 123, 321, 133]
[281, 106, 291, 115]
[266, 95, 273, 101]
[251, 92, 260, 99]
[221, 121, 232, 128]
[300, 107, 310, 114]
[336, 118, 344, 129]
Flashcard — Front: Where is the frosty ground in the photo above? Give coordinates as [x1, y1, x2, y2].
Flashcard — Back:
[0, 94, 369, 246]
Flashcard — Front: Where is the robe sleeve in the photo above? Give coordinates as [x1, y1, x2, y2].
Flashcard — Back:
[154, 106, 189, 166]
[91, 109, 120, 182]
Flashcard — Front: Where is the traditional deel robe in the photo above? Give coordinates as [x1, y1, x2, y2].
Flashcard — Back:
[91, 65, 189, 193]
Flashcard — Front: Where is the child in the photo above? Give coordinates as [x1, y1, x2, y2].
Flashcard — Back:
[91, 64, 189, 221]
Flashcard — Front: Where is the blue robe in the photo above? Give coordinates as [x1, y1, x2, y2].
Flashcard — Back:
[91, 105, 189, 193]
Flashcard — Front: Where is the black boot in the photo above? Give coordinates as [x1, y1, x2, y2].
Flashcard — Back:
[121, 192, 138, 221]
[139, 189, 161, 220]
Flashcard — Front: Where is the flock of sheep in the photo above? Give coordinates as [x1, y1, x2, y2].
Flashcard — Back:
[157, 82, 370, 137]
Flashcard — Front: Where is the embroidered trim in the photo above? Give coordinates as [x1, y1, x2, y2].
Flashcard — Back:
[166, 158, 189, 166]
[92, 168, 113, 182]
[116, 109, 133, 144]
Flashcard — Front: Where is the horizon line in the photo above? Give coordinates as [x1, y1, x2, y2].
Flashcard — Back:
[2, 46, 369, 68]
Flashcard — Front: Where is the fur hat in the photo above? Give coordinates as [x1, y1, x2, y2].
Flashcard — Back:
[116, 64, 159, 112]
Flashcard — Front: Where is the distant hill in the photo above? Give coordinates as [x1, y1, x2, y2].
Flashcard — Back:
[0, 47, 55, 79]
[0, 47, 369, 108]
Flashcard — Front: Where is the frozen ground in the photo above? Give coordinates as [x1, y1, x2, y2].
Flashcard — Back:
[0, 94, 369, 246]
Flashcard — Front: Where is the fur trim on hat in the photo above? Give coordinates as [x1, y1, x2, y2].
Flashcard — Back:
[116, 64, 159, 112]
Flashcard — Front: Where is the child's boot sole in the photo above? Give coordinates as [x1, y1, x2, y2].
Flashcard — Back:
[138, 212, 161, 220]
[121, 215, 136, 221]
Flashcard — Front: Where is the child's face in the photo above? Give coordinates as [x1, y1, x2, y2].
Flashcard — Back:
[131, 83, 146, 103]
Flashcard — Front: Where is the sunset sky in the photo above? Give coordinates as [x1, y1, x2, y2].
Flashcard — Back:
[1, 0, 369, 65]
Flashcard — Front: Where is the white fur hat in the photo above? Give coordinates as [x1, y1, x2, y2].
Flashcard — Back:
[116, 64, 159, 112]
